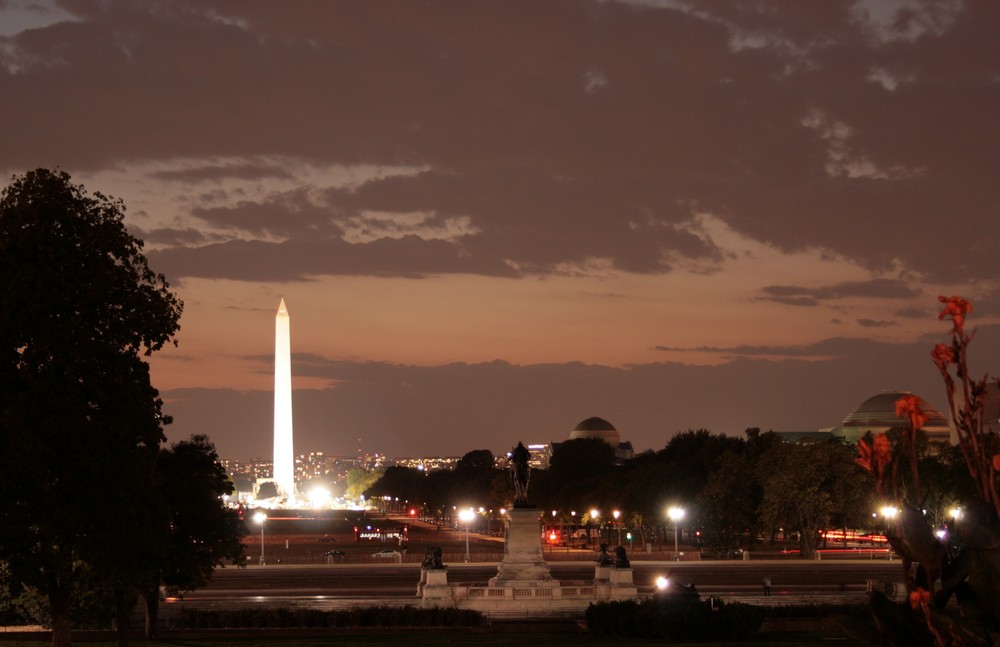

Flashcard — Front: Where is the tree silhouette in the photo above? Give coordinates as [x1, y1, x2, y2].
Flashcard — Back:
[0, 169, 182, 647]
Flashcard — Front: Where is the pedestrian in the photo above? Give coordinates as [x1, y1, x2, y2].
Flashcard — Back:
[762, 577, 772, 596]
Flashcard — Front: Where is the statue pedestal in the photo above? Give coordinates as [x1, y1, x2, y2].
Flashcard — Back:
[593, 565, 637, 600]
[489, 507, 557, 587]
[607, 567, 637, 597]
[418, 568, 451, 606]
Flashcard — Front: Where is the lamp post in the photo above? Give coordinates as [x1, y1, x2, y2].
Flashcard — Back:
[590, 509, 600, 546]
[667, 507, 685, 561]
[253, 511, 267, 565]
[613, 510, 621, 545]
[880, 506, 898, 560]
[459, 507, 474, 563]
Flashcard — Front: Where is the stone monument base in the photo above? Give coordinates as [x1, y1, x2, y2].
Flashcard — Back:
[599, 565, 638, 599]
[488, 507, 558, 588]
[417, 568, 452, 606]
[418, 509, 638, 614]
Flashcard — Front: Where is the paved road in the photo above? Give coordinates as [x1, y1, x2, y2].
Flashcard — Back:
[161, 559, 901, 614]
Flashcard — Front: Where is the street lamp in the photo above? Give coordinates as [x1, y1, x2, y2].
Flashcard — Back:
[880, 506, 898, 559]
[613, 510, 621, 545]
[253, 511, 267, 565]
[590, 509, 600, 546]
[667, 507, 685, 561]
[459, 507, 475, 563]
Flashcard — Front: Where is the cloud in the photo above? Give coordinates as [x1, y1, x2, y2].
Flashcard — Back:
[0, 0, 81, 38]
[894, 307, 929, 319]
[190, 187, 346, 239]
[1, 2, 997, 284]
[850, 0, 963, 45]
[857, 318, 898, 328]
[147, 236, 517, 282]
[136, 226, 208, 246]
[760, 279, 922, 302]
[151, 162, 294, 183]
[652, 335, 899, 359]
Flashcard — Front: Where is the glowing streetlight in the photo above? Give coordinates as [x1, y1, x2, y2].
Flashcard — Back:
[613, 510, 621, 545]
[459, 507, 475, 563]
[590, 509, 599, 545]
[667, 507, 685, 561]
[879, 506, 898, 559]
[253, 511, 267, 565]
[950, 507, 963, 521]
[308, 487, 331, 508]
[655, 576, 670, 591]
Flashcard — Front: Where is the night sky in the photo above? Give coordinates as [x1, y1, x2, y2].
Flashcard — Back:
[4, 0, 999, 461]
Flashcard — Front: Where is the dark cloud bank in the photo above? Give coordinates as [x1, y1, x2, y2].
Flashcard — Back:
[164, 325, 1000, 461]
[4, 1, 999, 285]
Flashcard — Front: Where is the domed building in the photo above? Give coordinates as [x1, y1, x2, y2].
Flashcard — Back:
[569, 416, 622, 446]
[548, 416, 634, 466]
[825, 390, 952, 444]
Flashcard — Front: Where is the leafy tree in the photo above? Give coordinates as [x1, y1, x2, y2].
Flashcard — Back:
[141, 435, 246, 638]
[542, 438, 615, 511]
[365, 465, 429, 508]
[614, 450, 669, 547]
[0, 169, 182, 647]
[659, 429, 745, 504]
[756, 440, 865, 559]
[256, 481, 279, 499]
[613, 430, 745, 547]
[447, 449, 502, 510]
[455, 449, 495, 474]
[700, 450, 760, 554]
[423, 469, 457, 520]
[345, 468, 384, 500]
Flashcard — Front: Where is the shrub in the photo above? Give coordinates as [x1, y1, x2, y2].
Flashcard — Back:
[586, 595, 762, 641]
[172, 605, 485, 629]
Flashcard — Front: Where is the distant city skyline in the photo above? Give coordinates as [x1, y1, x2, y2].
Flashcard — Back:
[4, 1, 1000, 461]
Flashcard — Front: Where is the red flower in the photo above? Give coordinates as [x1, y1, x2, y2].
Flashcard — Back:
[873, 433, 891, 467]
[855, 439, 874, 475]
[855, 434, 891, 495]
[930, 343, 955, 368]
[938, 295, 973, 335]
[895, 395, 927, 430]
[909, 586, 931, 610]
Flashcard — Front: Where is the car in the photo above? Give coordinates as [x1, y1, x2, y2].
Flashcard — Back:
[322, 549, 346, 558]
[372, 549, 401, 559]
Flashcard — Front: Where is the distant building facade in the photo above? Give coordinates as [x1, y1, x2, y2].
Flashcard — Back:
[823, 390, 951, 444]
[774, 389, 954, 446]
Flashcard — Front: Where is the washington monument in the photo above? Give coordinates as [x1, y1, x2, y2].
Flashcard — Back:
[273, 298, 295, 499]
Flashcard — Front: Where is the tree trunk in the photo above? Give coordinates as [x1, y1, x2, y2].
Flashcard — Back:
[799, 527, 818, 559]
[47, 579, 72, 647]
[142, 585, 160, 640]
[113, 588, 129, 647]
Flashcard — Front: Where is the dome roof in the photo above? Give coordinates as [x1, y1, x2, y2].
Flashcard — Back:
[573, 416, 617, 432]
[569, 417, 621, 445]
[842, 391, 948, 428]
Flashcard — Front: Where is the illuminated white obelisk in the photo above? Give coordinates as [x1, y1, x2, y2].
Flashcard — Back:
[273, 298, 295, 500]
